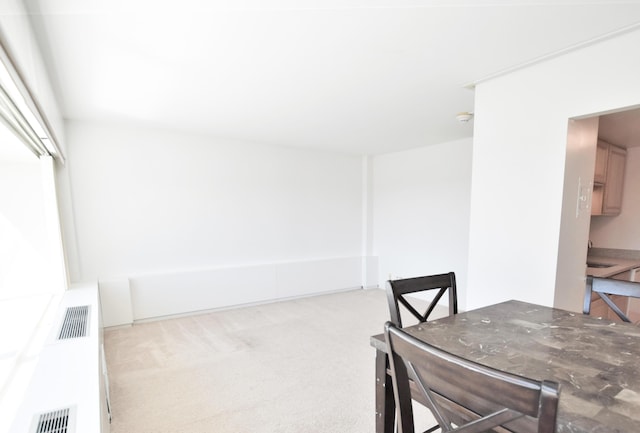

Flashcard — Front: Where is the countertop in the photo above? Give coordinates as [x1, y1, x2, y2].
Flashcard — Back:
[586, 248, 640, 278]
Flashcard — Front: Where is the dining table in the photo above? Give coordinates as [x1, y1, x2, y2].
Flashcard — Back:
[370, 299, 640, 433]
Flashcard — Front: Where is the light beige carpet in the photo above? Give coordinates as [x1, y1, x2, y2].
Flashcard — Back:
[104, 288, 437, 433]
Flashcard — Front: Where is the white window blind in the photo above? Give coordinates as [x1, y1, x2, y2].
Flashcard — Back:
[0, 38, 64, 162]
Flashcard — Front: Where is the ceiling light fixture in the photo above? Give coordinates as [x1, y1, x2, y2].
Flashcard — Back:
[456, 112, 473, 123]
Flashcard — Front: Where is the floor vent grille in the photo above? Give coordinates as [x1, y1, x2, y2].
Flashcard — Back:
[58, 305, 90, 340]
[33, 408, 70, 433]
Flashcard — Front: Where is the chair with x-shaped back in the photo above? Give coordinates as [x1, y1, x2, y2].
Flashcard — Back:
[384, 321, 561, 433]
[584, 276, 640, 322]
[386, 272, 458, 328]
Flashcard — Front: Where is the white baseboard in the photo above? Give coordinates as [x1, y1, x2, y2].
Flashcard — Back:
[98, 256, 378, 324]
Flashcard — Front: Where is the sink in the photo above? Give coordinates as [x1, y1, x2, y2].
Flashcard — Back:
[586, 262, 615, 268]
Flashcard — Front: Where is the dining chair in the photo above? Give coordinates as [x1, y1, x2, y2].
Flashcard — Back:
[386, 272, 457, 327]
[384, 321, 561, 433]
[584, 276, 640, 322]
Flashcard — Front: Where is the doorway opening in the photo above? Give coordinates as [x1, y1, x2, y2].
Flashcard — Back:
[556, 104, 640, 317]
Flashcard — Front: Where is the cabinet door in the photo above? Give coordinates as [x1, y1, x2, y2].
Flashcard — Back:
[607, 294, 630, 321]
[594, 140, 609, 184]
[589, 297, 608, 318]
[589, 295, 630, 321]
[602, 144, 626, 215]
[591, 185, 603, 215]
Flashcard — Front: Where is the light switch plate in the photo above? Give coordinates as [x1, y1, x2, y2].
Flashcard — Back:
[576, 176, 591, 217]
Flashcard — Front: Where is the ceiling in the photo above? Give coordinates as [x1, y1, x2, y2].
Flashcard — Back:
[17, 0, 640, 155]
[598, 107, 640, 149]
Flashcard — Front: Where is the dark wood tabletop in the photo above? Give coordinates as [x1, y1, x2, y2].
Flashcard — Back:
[370, 299, 640, 433]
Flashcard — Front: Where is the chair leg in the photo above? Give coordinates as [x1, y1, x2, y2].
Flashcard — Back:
[375, 351, 395, 433]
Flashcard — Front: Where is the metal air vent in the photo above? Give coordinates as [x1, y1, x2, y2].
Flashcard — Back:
[32, 408, 73, 433]
[57, 306, 90, 340]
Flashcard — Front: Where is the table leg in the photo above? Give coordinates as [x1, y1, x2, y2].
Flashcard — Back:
[375, 350, 395, 433]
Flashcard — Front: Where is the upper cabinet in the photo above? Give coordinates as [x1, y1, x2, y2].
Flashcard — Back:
[592, 139, 626, 216]
[593, 140, 609, 184]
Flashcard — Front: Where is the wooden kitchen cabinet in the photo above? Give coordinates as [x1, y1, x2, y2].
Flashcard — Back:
[602, 144, 626, 214]
[593, 139, 609, 184]
[588, 294, 629, 322]
[592, 139, 626, 216]
[588, 295, 609, 318]
[627, 298, 640, 323]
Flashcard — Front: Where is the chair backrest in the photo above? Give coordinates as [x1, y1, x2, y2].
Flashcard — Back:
[384, 322, 560, 433]
[386, 272, 457, 327]
[584, 276, 640, 322]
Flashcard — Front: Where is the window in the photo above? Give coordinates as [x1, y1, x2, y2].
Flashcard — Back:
[0, 43, 67, 430]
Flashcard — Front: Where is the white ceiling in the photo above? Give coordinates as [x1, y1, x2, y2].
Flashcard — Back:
[21, 0, 640, 155]
[599, 107, 640, 149]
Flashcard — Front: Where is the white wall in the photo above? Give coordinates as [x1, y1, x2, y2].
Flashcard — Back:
[555, 117, 598, 311]
[468, 29, 640, 312]
[590, 147, 640, 249]
[372, 138, 472, 310]
[60, 121, 367, 322]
